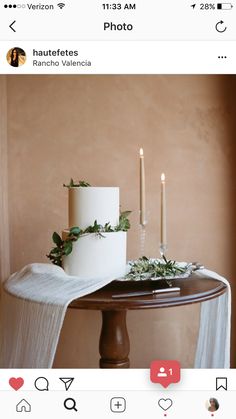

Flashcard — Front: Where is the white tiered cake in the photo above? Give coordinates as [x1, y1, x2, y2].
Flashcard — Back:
[62, 187, 127, 279]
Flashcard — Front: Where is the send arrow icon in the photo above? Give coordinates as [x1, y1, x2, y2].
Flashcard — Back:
[59, 377, 74, 391]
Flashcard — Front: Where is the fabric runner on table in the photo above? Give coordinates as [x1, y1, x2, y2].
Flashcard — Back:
[194, 269, 231, 368]
[0, 263, 117, 368]
[0, 263, 231, 368]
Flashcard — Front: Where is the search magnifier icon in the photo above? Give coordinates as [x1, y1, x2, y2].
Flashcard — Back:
[64, 398, 78, 412]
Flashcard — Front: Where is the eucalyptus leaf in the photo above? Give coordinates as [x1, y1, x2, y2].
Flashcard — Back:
[64, 241, 73, 255]
[52, 232, 62, 246]
[69, 226, 81, 236]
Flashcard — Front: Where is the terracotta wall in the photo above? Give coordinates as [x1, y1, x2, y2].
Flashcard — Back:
[4, 75, 236, 367]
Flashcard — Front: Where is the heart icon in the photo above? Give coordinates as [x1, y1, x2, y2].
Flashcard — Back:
[9, 377, 24, 391]
[158, 398, 173, 411]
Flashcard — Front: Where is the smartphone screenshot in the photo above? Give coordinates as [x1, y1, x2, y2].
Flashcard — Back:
[0, 1, 235, 417]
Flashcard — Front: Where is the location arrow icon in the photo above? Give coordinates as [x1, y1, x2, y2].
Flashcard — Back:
[59, 377, 74, 391]
[191, 4, 196, 8]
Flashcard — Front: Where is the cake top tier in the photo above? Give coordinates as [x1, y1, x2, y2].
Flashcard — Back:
[68, 187, 120, 230]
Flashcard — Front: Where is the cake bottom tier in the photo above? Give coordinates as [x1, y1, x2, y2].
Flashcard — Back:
[62, 230, 127, 279]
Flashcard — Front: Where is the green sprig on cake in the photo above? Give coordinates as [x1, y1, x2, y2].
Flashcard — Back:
[63, 178, 91, 188]
[47, 180, 131, 275]
[47, 211, 131, 267]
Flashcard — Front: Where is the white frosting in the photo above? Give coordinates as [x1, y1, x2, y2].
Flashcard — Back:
[68, 187, 119, 229]
[62, 231, 127, 279]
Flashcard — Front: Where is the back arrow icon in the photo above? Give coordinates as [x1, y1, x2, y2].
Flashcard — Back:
[215, 20, 227, 33]
[9, 20, 16, 32]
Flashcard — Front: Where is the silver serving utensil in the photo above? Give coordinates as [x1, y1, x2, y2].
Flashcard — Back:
[112, 287, 181, 299]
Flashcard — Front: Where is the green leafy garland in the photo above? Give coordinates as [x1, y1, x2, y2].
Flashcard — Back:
[126, 255, 188, 280]
[47, 211, 131, 267]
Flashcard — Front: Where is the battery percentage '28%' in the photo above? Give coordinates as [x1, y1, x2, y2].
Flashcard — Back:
[200, 3, 216, 9]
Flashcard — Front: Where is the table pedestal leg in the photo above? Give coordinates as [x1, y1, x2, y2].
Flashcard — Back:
[99, 310, 130, 368]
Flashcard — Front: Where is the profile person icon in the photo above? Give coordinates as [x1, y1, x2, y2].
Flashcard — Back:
[157, 367, 167, 377]
[6, 47, 26, 67]
[207, 398, 219, 412]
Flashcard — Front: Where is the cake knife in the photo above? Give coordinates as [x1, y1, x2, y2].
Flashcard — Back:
[112, 287, 180, 299]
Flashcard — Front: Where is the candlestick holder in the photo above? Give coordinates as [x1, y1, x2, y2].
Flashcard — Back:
[139, 222, 147, 257]
[159, 244, 173, 288]
[159, 243, 167, 259]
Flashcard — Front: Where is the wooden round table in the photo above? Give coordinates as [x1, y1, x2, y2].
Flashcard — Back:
[69, 275, 227, 368]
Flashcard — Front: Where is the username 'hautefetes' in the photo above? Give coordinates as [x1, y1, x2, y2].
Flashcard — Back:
[62, 187, 127, 279]
[32, 49, 91, 67]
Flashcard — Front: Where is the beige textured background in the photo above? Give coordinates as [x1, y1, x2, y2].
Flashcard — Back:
[2, 75, 236, 367]
[0, 77, 10, 283]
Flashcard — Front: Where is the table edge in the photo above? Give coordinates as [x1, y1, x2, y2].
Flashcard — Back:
[69, 282, 227, 311]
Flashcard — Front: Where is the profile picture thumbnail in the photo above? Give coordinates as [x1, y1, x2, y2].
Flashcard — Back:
[206, 398, 220, 412]
[6, 47, 26, 67]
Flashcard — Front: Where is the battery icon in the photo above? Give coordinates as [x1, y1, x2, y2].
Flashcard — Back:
[217, 3, 233, 9]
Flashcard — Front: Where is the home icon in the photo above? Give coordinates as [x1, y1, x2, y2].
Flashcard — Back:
[16, 399, 31, 412]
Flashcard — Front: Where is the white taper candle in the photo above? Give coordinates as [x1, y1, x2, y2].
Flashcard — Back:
[160, 173, 167, 252]
[139, 148, 146, 226]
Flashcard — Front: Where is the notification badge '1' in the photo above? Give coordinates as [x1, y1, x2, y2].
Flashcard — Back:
[150, 360, 181, 388]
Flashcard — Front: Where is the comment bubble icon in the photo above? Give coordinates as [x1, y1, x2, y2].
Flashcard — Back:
[150, 360, 181, 388]
[34, 377, 49, 391]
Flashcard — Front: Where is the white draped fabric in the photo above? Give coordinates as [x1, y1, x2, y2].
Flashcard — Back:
[194, 269, 231, 368]
[0, 264, 116, 368]
[0, 263, 231, 368]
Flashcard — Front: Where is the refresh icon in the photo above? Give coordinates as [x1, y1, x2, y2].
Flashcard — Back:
[215, 20, 227, 33]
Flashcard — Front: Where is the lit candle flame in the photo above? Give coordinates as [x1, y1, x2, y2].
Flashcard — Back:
[161, 173, 165, 182]
[140, 148, 144, 157]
